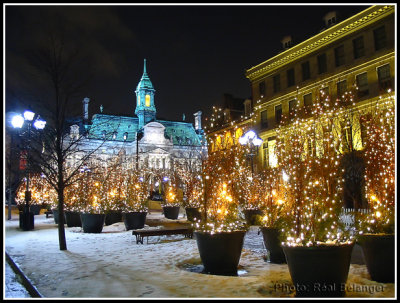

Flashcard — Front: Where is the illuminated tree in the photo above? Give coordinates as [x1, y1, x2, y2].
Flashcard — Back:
[277, 87, 351, 246]
[358, 94, 395, 234]
[194, 144, 247, 233]
[122, 168, 149, 212]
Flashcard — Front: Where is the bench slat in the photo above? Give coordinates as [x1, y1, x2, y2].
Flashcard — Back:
[132, 228, 193, 244]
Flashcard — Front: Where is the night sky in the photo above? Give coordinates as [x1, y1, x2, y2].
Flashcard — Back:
[5, 4, 368, 124]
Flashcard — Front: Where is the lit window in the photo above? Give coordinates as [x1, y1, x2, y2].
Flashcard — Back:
[137, 95, 141, 106]
[145, 95, 151, 107]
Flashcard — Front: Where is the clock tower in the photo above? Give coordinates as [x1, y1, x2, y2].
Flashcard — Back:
[135, 59, 156, 129]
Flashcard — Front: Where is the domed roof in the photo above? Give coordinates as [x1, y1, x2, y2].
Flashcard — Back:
[136, 59, 154, 91]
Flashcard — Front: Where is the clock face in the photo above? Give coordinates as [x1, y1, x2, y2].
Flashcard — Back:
[145, 94, 151, 107]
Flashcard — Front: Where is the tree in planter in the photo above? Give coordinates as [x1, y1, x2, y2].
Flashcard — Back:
[356, 94, 395, 283]
[195, 144, 248, 233]
[15, 174, 54, 213]
[257, 167, 291, 263]
[175, 163, 204, 221]
[275, 88, 354, 297]
[121, 168, 149, 230]
[122, 168, 149, 213]
[160, 171, 183, 220]
[193, 144, 248, 275]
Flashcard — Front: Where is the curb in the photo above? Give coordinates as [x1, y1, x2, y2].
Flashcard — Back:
[5, 252, 43, 298]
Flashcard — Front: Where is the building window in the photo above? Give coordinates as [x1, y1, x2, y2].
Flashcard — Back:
[302, 61, 311, 81]
[377, 64, 391, 91]
[373, 25, 387, 51]
[317, 53, 327, 74]
[112, 132, 117, 140]
[123, 132, 128, 141]
[356, 72, 369, 98]
[289, 99, 296, 118]
[337, 80, 347, 98]
[145, 94, 151, 107]
[259, 81, 266, 97]
[352, 36, 365, 59]
[260, 110, 268, 129]
[262, 142, 269, 168]
[275, 104, 282, 125]
[287, 68, 295, 87]
[268, 138, 278, 168]
[273, 74, 281, 93]
[102, 131, 106, 139]
[303, 93, 313, 112]
[334, 45, 345, 67]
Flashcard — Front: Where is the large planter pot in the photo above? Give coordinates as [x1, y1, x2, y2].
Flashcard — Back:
[283, 243, 354, 297]
[65, 211, 82, 227]
[260, 227, 286, 263]
[123, 212, 147, 230]
[30, 204, 42, 215]
[52, 209, 66, 225]
[243, 208, 263, 225]
[357, 234, 394, 283]
[105, 211, 123, 226]
[194, 230, 246, 276]
[162, 206, 180, 220]
[81, 213, 105, 233]
[185, 207, 202, 222]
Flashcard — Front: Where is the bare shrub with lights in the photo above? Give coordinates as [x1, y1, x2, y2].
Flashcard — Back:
[15, 174, 56, 209]
[175, 163, 204, 209]
[161, 170, 183, 208]
[358, 94, 395, 235]
[194, 144, 248, 233]
[257, 167, 291, 229]
[277, 87, 356, 247]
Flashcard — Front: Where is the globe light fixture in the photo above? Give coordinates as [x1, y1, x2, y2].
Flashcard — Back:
[239, 130, 263, 177]
[11, 114, 25, 128]
[10, 109, 46, 231]
[33, 119, 46, 130]
[23, 110, 35, 121]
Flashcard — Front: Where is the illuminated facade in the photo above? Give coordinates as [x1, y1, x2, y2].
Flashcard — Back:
[244, 5, 394, 170]
[66, 60, 206, 171]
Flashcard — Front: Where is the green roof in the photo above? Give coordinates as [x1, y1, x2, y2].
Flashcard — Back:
[87, 114, 139, 142]
[87, 114, 202, 147]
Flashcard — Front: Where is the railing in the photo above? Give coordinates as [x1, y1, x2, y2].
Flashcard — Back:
[339, 208, 371, 234]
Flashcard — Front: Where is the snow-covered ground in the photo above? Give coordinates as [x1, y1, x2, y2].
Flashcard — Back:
[4, 212, 396, 298]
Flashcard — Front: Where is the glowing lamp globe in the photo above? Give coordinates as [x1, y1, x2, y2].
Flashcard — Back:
[253, 137, 263, 146]
[33, 119, 46, 130]
[23, 110, 35, 121]
[11, 114, 24, 128]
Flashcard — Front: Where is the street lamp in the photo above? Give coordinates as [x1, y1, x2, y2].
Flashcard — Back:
[239, 130, 263, 177]
[11, 110, 46, 231]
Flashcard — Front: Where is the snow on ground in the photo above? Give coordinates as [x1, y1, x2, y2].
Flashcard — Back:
[4, 212, 395, 299]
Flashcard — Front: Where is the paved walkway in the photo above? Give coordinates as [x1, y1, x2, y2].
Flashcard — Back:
[4, 210, 370, 298]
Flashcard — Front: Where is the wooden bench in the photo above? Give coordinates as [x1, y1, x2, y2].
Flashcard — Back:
[45, 211, 53, 218]
[132, 228, 193, 244]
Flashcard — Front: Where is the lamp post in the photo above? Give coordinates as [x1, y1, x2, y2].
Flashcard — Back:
[11, 110, 46, 231]
[239, 130, 263, 178]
